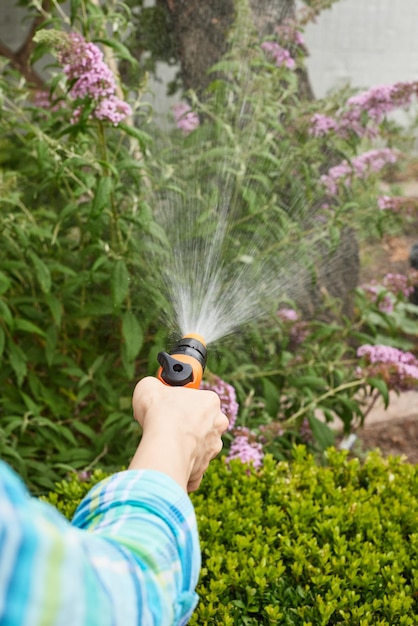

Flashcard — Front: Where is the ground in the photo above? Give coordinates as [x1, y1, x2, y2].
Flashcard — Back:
[351, 192, 418, 463]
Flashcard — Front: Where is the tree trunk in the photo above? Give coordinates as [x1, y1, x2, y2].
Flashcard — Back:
[159, 0, 296, 93]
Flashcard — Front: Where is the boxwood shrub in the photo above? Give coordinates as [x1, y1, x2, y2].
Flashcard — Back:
[44, 447, 418, 625]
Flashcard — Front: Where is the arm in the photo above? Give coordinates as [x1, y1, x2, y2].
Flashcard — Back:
[0, 378, 228, 626]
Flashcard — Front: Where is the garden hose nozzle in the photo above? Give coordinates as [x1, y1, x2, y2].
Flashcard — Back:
[157, 333, 207, 389]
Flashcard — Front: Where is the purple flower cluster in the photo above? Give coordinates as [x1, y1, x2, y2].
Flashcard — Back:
[226, 427, 264, 469]
[57, 32, 131, 125]
[274, 19, 305, 48]
[200, 376, 239, 430]
[172, 102, 200, 134]
[311, 81, 418, 138]
[357, 344, 418, 391]
[360, 283, 394, 313]
[261, 41, 295, 69]
[378, 195, 418, 216]
[277, 307, 308, 346]
[277, 307, 299, 322]
[382, 273, 414, 299]
[321, 148, 398, 195]
[310, 113, 338, 136]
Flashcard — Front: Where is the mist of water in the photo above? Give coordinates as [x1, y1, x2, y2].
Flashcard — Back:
[148, 20, 349, 345]
[152, 164, 325, 344]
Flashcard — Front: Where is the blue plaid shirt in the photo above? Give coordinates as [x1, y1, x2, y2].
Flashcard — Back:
[0, 461, 200, 625]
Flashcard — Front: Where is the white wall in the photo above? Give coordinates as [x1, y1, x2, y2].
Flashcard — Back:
[303, 0, 418, 98]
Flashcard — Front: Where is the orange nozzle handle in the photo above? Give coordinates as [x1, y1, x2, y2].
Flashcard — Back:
[157, 333, 207, 389]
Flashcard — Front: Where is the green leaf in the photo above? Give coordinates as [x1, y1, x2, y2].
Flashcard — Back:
[0, 327, 5, 359]
[118, 123, 153, 150]
[112, 260, 130, 308]
[290, 375, 327, 391]
[262, 378, 280, 416]
[45, 326, 58, 367]
[13, 319, 46, 337]
[94, 38, 137, 66]
[307, 414, 335, 450]
[0, 271, 11, 295]
[122, 311, 143, 362]
[92, 176, 112, 217]
[368, 377, 389, 409]
[8, 341, 27, 386]
[28, 251, 51, 294]
[45, 294, 63, 327]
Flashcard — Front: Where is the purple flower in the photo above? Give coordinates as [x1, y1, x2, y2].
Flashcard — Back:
[277, 307, 299, 322]
[261, 41, 295, 69]
[321, 148, 398, 195]
[172, 102, 200, 134]
[226, 427, 264, 469]
[377, 195, 418, 216]
[56, 32, 131, 125]
[382, 273, 414, 298]
[357, 344, 418, 391]
[274, 19, 305, 48]
[310, 113, 338, 137]
[360, 283, 394, 314]
[310, 81, 418, 138]
[200, 376, 239, 430]
[277, 307, 308, 346]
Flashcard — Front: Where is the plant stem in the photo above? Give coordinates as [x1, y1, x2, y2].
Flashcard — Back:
[97, 121, 123, 250]
[283, 378, 368, 426]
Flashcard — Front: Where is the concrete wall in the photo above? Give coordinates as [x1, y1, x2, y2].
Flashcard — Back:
[303, 0, 418, 98]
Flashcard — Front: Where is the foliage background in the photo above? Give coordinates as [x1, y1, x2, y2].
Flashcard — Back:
[0, 0, 417, 492]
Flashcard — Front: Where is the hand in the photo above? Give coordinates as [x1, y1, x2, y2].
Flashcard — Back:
[128, 377, 229, 492]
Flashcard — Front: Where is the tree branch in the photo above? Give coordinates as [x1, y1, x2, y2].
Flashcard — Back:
[0, 0, 50, 88]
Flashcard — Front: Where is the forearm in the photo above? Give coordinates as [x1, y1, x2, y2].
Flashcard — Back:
[0, 463, 200, 626]
[75, 470, 200, 625]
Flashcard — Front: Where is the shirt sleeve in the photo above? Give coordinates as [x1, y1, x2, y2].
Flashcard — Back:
[0, 461, 200, 626]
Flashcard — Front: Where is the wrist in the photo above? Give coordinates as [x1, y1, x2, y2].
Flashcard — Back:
[128, 429, 195, 492]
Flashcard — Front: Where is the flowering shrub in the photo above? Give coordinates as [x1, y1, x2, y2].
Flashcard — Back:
[357, 344, 418, 392]
[311, 81, 418, 139]
[225, 427, 264, 468]
[172, 102, 200, 134]
[35, 30, 132, 125]
[321, 148, 398, 196]
[1, 0, 418, 489]
[200, 375, 239, 430]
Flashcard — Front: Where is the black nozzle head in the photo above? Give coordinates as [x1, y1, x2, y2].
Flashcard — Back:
[170, 335, 207, 369]
[157, 351, 194, 386]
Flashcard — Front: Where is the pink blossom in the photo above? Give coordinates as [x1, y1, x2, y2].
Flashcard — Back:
[56, 32, 131, 125]
[261, 41, 295, 69]
[377, 195, 418, 216]
[200, 376, 239, 430]
[172, 102, 200, 134]
[310, 81, 418, 138]
[382, 273, 414, 298]
[360, 283, 394, 313]
[275, 19, 305, 48]
[310, 113, 338, 137]
[357, 344, 418, 391]
[226, 427, 264, 468]
[321, 148, 398, 195]
[277, 307, 299, 322]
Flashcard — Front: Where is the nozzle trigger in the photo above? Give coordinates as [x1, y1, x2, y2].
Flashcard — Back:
[157, 351, 194, 386]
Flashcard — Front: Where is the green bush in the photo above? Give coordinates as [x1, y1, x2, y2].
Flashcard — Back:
[45, 448, 418, 625]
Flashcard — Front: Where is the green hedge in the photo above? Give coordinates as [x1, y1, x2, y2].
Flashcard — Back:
[44, 448, 418, 625]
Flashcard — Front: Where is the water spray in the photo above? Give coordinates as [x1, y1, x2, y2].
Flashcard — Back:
[157, 333, 207, 389]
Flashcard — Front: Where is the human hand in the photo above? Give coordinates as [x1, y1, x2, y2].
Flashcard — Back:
[128, 377, 229, 492]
